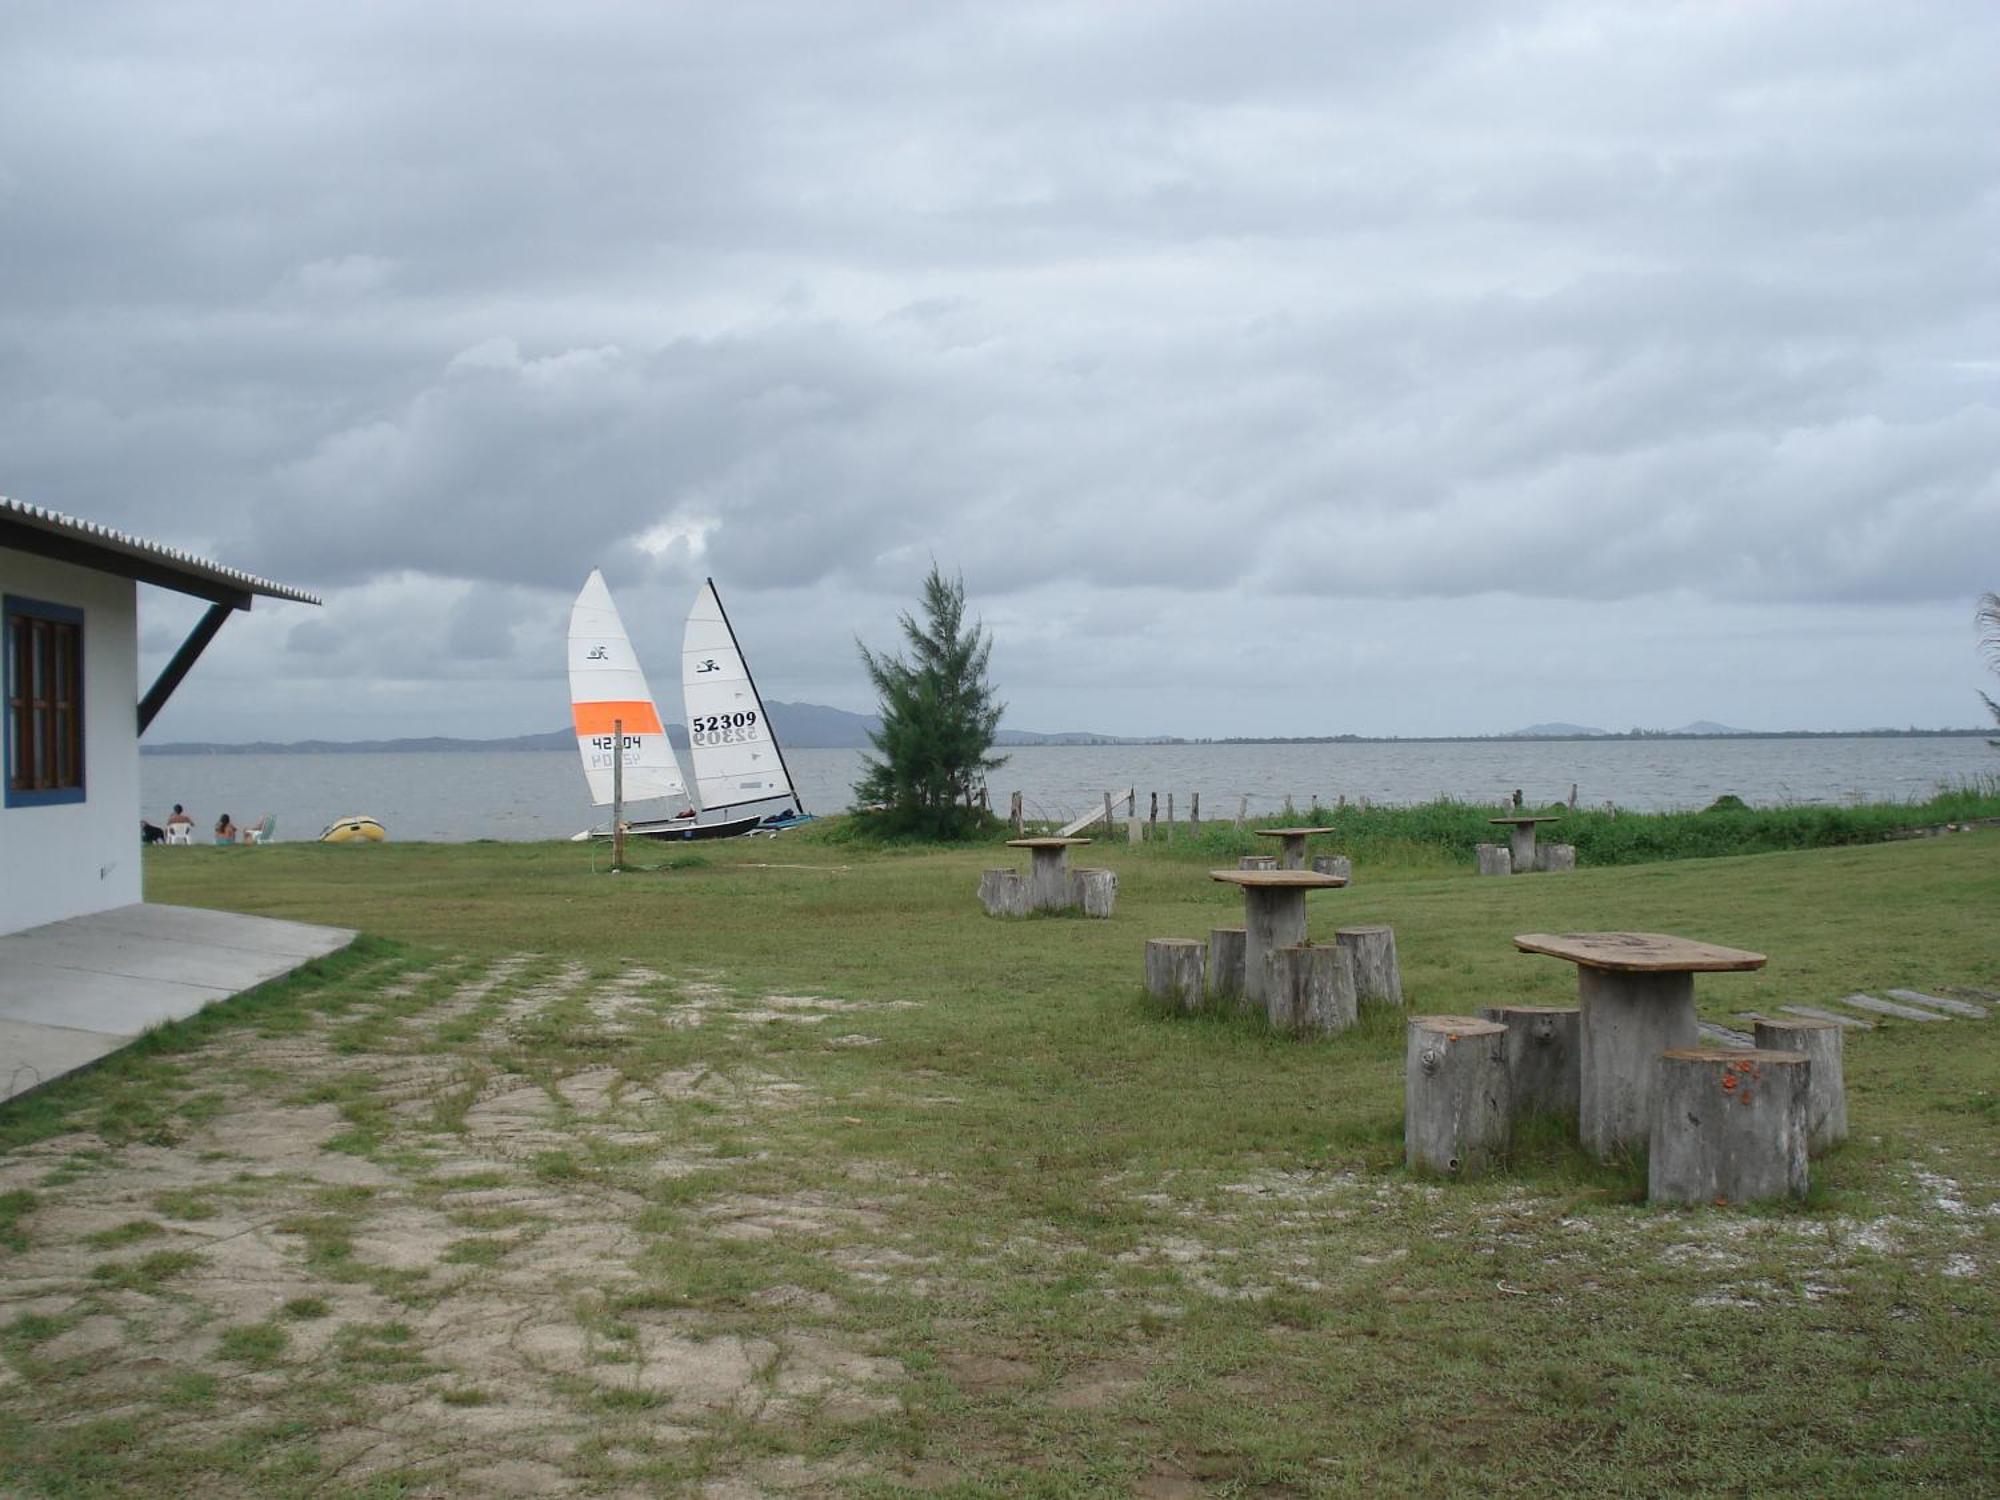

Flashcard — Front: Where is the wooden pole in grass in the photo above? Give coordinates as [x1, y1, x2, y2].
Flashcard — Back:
[611, 717, 626, 872]
[1190, 791, 1200, 834]
[1149, 791, 1158, 838]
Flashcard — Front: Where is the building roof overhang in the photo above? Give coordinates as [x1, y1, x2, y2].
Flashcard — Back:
[1, 496, 321, 735]
[0, 496, 319, 609]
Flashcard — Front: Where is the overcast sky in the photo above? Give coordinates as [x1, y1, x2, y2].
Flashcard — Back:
[5, 1, 1997, 741]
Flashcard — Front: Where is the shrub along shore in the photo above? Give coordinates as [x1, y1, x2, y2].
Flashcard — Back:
[0, 810, 1991, 1495]
[829, 778, 2000, 873]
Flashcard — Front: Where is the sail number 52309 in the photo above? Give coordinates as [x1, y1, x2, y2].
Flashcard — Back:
[692, 711, 761, 745]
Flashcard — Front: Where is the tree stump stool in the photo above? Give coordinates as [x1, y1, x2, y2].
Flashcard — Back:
[1533, 844, 1577, 873]
[1476, 844, 1513, 877]
[1144, 939, 1206, 1013]
[1069, 868, 1117, 919]
[1311, 855, 1353, 881]
[1237, 855, 1278, 871]
[1648, 1048, 1810, 1205]
[1266, 943, 1357, 1038]
[1336, 925, 1402, 1007]
[1753, 1018, 1846, 1154]
[1479, 1004, 1580, 1124]
[1405, 1016, 1511, 1176]
[1208, 927, 1247, 1007]
[978, 868, 1027, 918]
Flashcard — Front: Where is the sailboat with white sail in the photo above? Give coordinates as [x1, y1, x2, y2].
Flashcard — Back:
[567, 570, 762, 841]
[681, 577, 811, 831]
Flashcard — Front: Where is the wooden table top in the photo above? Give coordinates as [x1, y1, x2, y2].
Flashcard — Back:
[1254, 827, 1337, 839]
[1489, 814, 1563, 825]
[1513, 932, 1767, 973]
[1210, 869, 1348, 890]
[1006, 837, 1092, 849]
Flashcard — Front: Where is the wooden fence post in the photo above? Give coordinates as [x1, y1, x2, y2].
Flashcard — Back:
[611, 716, 626, 872]
[1149, 792, 1158, 838]
[1010, 791, 1023, 835]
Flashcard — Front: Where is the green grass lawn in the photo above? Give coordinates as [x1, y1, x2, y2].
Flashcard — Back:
[0, 828, 1994, 1496]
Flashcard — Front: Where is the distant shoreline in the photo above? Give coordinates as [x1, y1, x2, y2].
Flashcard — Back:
[142, 727, 1997, 756]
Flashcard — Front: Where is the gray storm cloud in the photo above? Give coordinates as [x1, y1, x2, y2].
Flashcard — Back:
[1, 0, 1994, 739]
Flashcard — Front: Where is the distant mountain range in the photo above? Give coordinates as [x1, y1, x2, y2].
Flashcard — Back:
[1505, 720, 1748, 738]
[142, 706, 1989, 755]
[142, 699, 1168, 755]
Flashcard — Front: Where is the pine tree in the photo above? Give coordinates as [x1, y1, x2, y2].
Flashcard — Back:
[854, 565, 1006, 837]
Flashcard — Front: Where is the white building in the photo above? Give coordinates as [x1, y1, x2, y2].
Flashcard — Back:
[1, 497, 318, 938]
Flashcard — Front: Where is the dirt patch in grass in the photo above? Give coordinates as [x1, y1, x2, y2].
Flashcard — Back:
[0, 954, 923, 1494]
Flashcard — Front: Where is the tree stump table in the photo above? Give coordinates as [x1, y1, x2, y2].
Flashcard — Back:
[1254, 826, 1339, 871]
[1513, 931, 1767, 1161]
[1006, 837, 1093, 912]
[1210, 868, 1347, 1009]
[1488, 814, 1562, 872]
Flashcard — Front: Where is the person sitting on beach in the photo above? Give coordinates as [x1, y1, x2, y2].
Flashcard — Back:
[166, 804, 194, 832]
[214, 812, 238, 844]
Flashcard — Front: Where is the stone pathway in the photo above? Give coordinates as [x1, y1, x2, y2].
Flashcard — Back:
[1732, 986, 1993, 1032]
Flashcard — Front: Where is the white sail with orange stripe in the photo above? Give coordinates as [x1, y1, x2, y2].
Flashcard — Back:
[567, 570, 690, 808]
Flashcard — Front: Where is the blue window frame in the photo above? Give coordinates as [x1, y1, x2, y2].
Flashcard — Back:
[5, 594, 86, 808]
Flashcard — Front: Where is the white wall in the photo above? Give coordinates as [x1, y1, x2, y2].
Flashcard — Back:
[0, 552, 142, 936]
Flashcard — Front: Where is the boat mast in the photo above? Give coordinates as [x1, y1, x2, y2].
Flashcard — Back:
[705, 578, 806, 817]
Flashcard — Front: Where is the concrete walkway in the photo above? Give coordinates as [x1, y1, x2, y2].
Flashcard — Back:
[0, 903, 357, 1104]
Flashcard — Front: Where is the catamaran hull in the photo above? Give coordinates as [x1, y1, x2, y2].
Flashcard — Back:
[570, 813, 766, 843]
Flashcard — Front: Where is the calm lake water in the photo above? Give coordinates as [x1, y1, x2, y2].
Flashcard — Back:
[140, 738, 1997, 844]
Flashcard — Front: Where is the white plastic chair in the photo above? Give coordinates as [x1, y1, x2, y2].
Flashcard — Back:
[242, 814, 277, 845]
[164, 823, 193, 845]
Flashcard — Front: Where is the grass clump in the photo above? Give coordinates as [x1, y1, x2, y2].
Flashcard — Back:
[0, 1189, 36, 1251]
[333, 1321, 436, 1385]
[89, 1249, 206, 1291]
[81, 1219, 164, 1250]
[148, 1189, 218, 1221]
[215, 1321, 289, 1368]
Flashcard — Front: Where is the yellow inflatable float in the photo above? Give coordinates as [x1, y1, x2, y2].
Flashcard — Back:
[319, 815, 387, 844]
